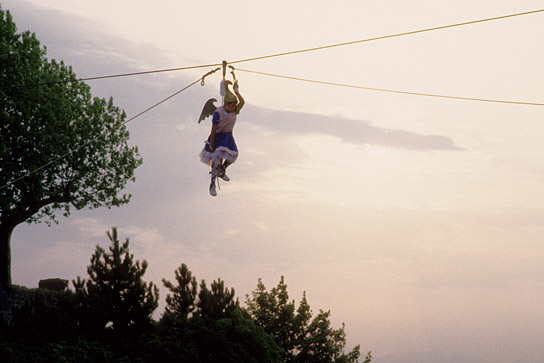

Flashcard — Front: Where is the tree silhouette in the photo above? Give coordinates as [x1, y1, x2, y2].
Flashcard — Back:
[2, 257, 370, 362]
[160, 264, 282, 362]
[246, 276, 370, 363]
[246, 276, 298, 359]
[0, 7, 142, 286]
[162, 263, 198, 319]
[73, 228, 158, 336]
[197, 278, 239, 320]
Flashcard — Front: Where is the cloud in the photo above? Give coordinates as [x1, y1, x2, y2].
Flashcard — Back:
[120, 226, 165, 245]
[7, 1, 462, 155]
[7, 1, 170, 73]
[72, 217, 110, 238]
[253, 221, 271, 233]
[14, 239, 92, 284]
[244, 105, 463, 151]
[72, 218, 166, 252]
[225, 228, 242, 236]
[377, 351, 495, 363]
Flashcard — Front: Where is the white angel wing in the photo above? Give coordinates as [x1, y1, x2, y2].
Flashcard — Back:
[198, 98, 217, 124]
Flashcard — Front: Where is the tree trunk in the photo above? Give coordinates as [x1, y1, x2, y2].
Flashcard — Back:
[0, 225, 13, 286]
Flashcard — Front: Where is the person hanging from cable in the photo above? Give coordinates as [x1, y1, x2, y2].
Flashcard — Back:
[198, 63, 245, 196]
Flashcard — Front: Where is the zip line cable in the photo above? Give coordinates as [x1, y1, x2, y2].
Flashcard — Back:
[230, 8, 544, 65]
[237, 68, 544, 107]
[2, 8, 543, 90]
[0, 63, 221, 90]
[3, 8, 544, 189]
[122, 76, 210, 126]
[0, 74, 210, 192]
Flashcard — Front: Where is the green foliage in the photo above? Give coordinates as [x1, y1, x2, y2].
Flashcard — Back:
[0, 339, 115, 363]
[162, 263, 197, 319]
[245, 276, 302, 359]
[2, 286, 76, 344]
[157, 308, 283, 363]
[73, 228, 159, 336]
[1, 231, 370, 362]
[0, 7, 142, 224]
[246, 276, 370, 363]
[197, 278, 239, 320]
[162, 264, 240, 321]
[160, 264, 283, 362]
[0, 5, 142, 286]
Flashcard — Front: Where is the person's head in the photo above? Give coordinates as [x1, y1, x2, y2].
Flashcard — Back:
[224, 92, 238, 112]
[225, 100, 237, 113]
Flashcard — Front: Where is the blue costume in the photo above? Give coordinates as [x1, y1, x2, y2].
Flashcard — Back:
[199, 106, 239, 167]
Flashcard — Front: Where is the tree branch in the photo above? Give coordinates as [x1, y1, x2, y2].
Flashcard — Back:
[11, 190, 73, 226]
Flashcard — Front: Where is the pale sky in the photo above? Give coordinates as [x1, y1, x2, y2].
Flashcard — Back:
[4, 1, 544, 362]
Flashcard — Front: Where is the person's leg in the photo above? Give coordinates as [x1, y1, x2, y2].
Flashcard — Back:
[209, 162, 218, 196]
[219, 161, 231, 181]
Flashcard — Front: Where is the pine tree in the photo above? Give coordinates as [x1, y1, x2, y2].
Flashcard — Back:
[162, 263, 198, 319]
[197, 278, 239, 320]
[73, 227, 159, 336]
[160, 264, 282, 362]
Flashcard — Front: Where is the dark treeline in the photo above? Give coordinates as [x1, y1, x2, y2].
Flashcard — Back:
[0, 228, 370, 363]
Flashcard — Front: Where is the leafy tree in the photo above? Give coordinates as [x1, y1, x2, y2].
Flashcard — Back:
[73, 228, 159, 336]
[160, 264, 282, 362]
[0, 7, 142, 285]
[0, 338, 115, 363]
[246, 276, 299, 359]
[246, 276, 371, 363]
[296, 310, 352, 363]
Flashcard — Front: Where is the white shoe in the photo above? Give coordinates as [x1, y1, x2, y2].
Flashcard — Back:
[220, 172, 230, 182]
[209, 180, 217, 196]
[219, 166, 230, 181]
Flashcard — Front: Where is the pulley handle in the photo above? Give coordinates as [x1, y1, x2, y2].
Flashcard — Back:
[228, 65, 237, 82]
[222, 60, 227, 79]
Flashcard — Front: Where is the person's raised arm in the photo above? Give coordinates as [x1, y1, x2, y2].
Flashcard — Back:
[234, 81, 245, 113]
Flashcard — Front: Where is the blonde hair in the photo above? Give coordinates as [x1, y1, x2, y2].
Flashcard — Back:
[225, 90, 237, 103]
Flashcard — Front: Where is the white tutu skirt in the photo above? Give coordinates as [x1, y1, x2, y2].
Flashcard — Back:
[199, 132, 238, 166]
